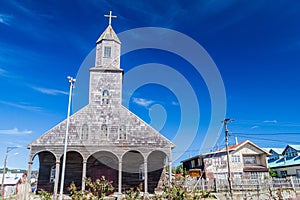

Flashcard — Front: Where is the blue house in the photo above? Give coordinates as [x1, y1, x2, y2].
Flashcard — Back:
[268, 145, 300, 178]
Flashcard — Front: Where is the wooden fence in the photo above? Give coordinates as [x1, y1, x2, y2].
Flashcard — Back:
[187, 177, 300, 192]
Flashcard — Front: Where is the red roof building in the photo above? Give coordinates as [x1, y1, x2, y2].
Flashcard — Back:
[182, 140, 270, 180]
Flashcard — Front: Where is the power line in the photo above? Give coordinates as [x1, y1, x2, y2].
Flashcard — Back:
[233, 135, 300, 144]
[232, 132, 300, 136]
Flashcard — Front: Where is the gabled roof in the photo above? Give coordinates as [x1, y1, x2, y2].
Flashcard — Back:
[207, 140, 270, 156]
[267, 148, 284, 155]
[181, 140, 270, 163]
[282, 144, 300, 155]
[29, 103, 175, 148]
[96, 25, 121, 44]
[288, 145, 300, 151]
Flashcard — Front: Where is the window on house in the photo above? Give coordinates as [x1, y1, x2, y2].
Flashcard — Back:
[119, 125, 127, 140]
[50, 165, 56, 183]
[292, 151, 298, 157]
[269, 154, 279, 161]
[250, 172, 260, 179]
[104, 46, 111, 58]
[286, 148, 298, 158]
[232, 155, 240, 163]
[139, 164, 145, 180]
[243, 156, 257, 165]
[281, 171, 287, 178]
[215, 173, 227, 179]
[102, 90, 109, 105]
[81, 124, 89, 140]
[191, 160, 195, 168]
[101, 124, 108, 138]
[198, 158, 202, 166]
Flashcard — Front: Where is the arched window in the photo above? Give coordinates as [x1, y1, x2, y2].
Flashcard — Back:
[102, 90, 109, 105]
[101, 124, 108, 139]
[119, 125, 126, 140]
[81, 124, 89, 140]
[50, 165, 56, 183]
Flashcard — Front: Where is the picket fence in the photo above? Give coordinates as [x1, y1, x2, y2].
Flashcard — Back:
[185, 177, 300, 192]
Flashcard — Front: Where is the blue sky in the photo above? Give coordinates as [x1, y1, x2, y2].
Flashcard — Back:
[1, 0, 300, 169]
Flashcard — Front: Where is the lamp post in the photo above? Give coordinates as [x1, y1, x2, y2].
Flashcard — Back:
[59, 76, 76, 200]
[1, 146, 18, 198]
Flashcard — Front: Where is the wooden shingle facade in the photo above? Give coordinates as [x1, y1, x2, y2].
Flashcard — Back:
[27, 16, 174, 196]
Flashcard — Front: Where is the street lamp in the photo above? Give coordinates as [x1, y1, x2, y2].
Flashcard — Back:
[59, 76, 76, 200]
[1, 146, 18, 198]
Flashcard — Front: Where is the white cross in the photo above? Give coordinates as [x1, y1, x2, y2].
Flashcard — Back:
[104, 11, 117, 26]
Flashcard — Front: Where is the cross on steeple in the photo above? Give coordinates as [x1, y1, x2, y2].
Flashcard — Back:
[104, 11, 117, 26]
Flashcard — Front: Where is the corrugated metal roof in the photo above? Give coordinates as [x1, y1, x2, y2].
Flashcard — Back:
[268, 155, 300, 168]
[289, 145, 300, 151]
[269, 148, 285, 155]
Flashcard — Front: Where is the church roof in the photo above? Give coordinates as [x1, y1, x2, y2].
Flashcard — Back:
[28, 104, 175, 149]
[96, 25, 121, 44]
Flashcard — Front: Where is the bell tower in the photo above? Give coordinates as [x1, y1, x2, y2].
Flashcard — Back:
[95, 11, 121, 69]
[89, 11, 123, 106]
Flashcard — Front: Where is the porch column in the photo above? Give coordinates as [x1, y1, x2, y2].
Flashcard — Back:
[118, 161, 122, 194]
[54, 160, 60, 199]
[144, 160, 148, 194]
[82, 160, 87, 191]
[27, 161, 33, 184]
[168, 160, 172, 186]
[26, 160, 33, 200]
[168, 151, 172, 187]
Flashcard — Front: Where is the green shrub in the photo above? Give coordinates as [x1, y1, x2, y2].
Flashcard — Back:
[38, 189, 52, 200]
[69, 176, 114, 200]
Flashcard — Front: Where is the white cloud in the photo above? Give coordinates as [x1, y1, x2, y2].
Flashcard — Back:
[0, 14, 13, 25]
[263, 120, 277, 123]
[0, 100, 42, 112]
[250, 125, 259, 129]
[32, 86, 68, 95]
[132, 97, 154, 108]
[0, 128, 32, 135]
[0, 67, 18, 79]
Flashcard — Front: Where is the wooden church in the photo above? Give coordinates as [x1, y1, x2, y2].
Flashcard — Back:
[27, 12, 174, 196]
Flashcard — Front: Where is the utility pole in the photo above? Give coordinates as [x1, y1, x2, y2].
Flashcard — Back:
[222, 118, 233, 199]
[1, 146, 18, 198]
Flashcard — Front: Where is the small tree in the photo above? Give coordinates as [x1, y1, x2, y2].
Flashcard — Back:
[175, 164, 183, 174]
[269, 169, 277, 178]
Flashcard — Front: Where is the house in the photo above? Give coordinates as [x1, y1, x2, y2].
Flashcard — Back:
[27, 11, 174, 196]
[0, 172, 23, 197]
[266, 148, 284, 162]
[182, 140, 270, 180]
[268, 145, 300, 178]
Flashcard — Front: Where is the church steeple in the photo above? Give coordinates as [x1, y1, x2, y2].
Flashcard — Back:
[95, 11, 121, 69]
[90, 11, 123, 106]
